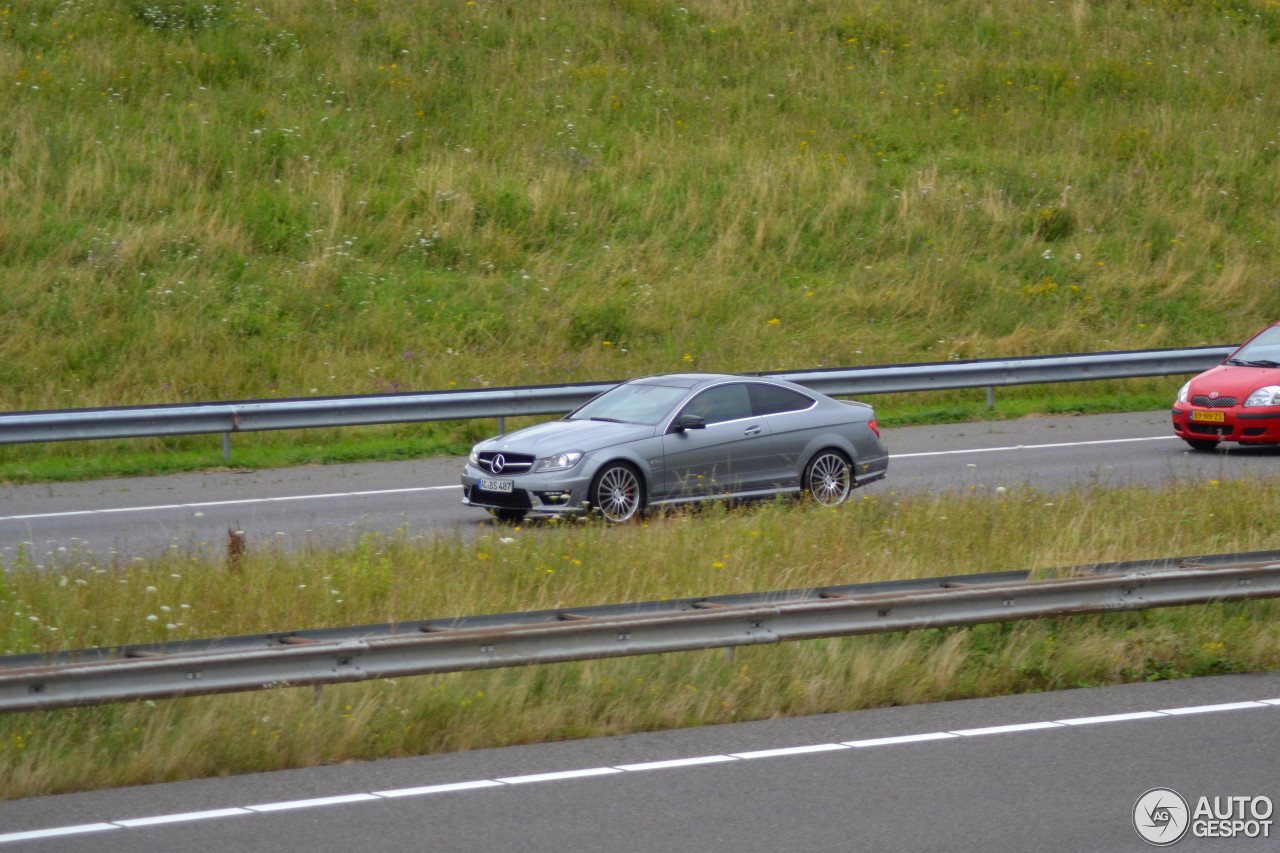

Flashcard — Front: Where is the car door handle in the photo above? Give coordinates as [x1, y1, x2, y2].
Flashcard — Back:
[743, 426, 762, 436]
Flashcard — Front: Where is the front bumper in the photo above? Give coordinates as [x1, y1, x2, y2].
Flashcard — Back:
[460, 463, 595, 517]
[1171, 404, 1280, 444]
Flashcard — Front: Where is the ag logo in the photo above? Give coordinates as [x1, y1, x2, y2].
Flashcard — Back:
[1134, 788, 1190, 846]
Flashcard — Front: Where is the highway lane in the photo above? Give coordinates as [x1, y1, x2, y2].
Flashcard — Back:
[2, 672, 1278, 851]
[3, 410, 1280, 565]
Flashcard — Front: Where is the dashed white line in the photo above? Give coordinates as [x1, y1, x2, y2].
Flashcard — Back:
[950, 721, 1065, 737]
[245, 793, 382, 812]
[1057, 711, 1166, 726]
[0, 824, 120, 843]
[891, 435, 1175, 459]
[114, 809, 250, 827]
[375, 780, 504, 799]
[844, 731, 958, 748]
[730, 743, 849, 759]
[1, 696, 1273, 845]
[614, 755, 739, 772]
[496, 767, 623, 785]
[0, 486, 460, 522]
[1158, 700, 1267, 715]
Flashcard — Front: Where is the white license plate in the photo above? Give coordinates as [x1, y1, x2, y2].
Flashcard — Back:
[480, 478, 513, 493]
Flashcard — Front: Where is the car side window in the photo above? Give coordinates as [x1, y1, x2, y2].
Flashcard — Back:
[680, 384, 753, 425]
[748, 382, 814, 415]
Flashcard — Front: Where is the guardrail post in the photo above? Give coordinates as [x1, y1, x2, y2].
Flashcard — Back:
[986, 386, 994, 411]
[222, 432, 231, 462]
[498, 416, 506, 435]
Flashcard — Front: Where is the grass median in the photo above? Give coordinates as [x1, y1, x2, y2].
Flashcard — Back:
[2, 475, 1279, 799]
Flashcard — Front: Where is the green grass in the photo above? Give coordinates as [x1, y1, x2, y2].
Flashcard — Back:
[1, 0, 1277, 430]
[3, 476, 1280, 798]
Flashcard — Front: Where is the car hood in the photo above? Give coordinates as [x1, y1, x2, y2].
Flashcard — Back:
[478, 419, 656, 456]
[1188, 364, 1280, 398]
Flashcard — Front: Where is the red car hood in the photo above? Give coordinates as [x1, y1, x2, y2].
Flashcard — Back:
[1188, 363, 1280, 398]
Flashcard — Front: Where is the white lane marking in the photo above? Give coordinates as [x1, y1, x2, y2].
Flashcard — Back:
[0, 696, 1273, 845]
[0, 486, 461, 522]
[891, 435, 1175, 460]
[615, 755, 739, 772]
[1057, 711, 1166, 726]
[496, 767, 623, 784]
[115, 808, 251, 827]
[245, 793, 381, 812]
[1158, 700, 1266, 715]
[844, 731, 958, 748]
[375, 779, 504, 798]
[951, 721, 1065, 737]
[0, 824, 119, 843]
[730, 743, 848, 759]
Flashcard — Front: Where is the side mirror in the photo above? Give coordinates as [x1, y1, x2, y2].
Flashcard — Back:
[674, 414, 706, 432]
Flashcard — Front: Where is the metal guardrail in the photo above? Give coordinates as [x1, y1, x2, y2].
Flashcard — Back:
[0, 346, 1235, 452]
[2, 550, 1276, 713]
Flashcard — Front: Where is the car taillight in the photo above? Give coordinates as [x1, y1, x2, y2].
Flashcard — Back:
[868, 418, 880, 437]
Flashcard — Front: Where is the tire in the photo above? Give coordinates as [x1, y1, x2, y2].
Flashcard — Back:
[804, 449, 852, 507]
[589, 462, 645, 523]
[488, 509, 528, 522]
[1183, 438, 1220, 452]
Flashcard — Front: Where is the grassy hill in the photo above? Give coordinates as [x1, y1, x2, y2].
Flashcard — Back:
[3, 0, 1279, 424]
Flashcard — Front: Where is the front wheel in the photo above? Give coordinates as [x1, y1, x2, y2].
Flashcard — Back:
[1183, 438, 1220, 452]
[804, 449, 852, 507]
[589, 462, 645, 522]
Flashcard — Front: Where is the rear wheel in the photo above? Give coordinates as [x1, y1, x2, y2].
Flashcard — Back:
[804, 449, 852, 506]
[1183, 438, 1220, 452]
[589, 463, 645, 522]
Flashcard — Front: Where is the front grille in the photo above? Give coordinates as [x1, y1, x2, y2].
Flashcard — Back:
[475, 451, 536, 475]
[464, 485, 533, 509]
[1187, 423, 1231, 437]
[1191, 395, 1238, 407]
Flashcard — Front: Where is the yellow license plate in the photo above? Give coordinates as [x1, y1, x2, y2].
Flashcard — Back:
[1191, 410, 1226, 423]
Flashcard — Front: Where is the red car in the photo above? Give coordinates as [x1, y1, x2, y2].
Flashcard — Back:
[1172, 322, 1280, 450]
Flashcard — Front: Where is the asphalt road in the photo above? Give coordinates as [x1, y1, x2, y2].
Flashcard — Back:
[2, 673, 1278, 851]
[3, 410, 1279, 565]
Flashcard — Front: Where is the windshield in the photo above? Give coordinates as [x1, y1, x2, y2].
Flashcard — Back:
[569, 383, 689, 425]
[1229, 325, 1280, 366]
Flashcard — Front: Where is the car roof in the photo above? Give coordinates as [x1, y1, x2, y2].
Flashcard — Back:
[627, 372, 770, 390]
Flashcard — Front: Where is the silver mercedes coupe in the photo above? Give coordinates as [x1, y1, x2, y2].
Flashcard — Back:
[460, 373, 888, 522]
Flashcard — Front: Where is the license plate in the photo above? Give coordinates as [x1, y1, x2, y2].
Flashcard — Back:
[480, 478, 514, 493]
[1190, 410, 1226, 423]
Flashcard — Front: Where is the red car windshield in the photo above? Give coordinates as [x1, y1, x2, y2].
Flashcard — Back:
[1228, 324, 1280, 367]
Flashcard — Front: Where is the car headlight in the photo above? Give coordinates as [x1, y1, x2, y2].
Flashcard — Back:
[533, 451, 583, 472]
[1177, 381, 1190, 404]
[469, 447, 480, 466]
[1244, 386, 1280, 407]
